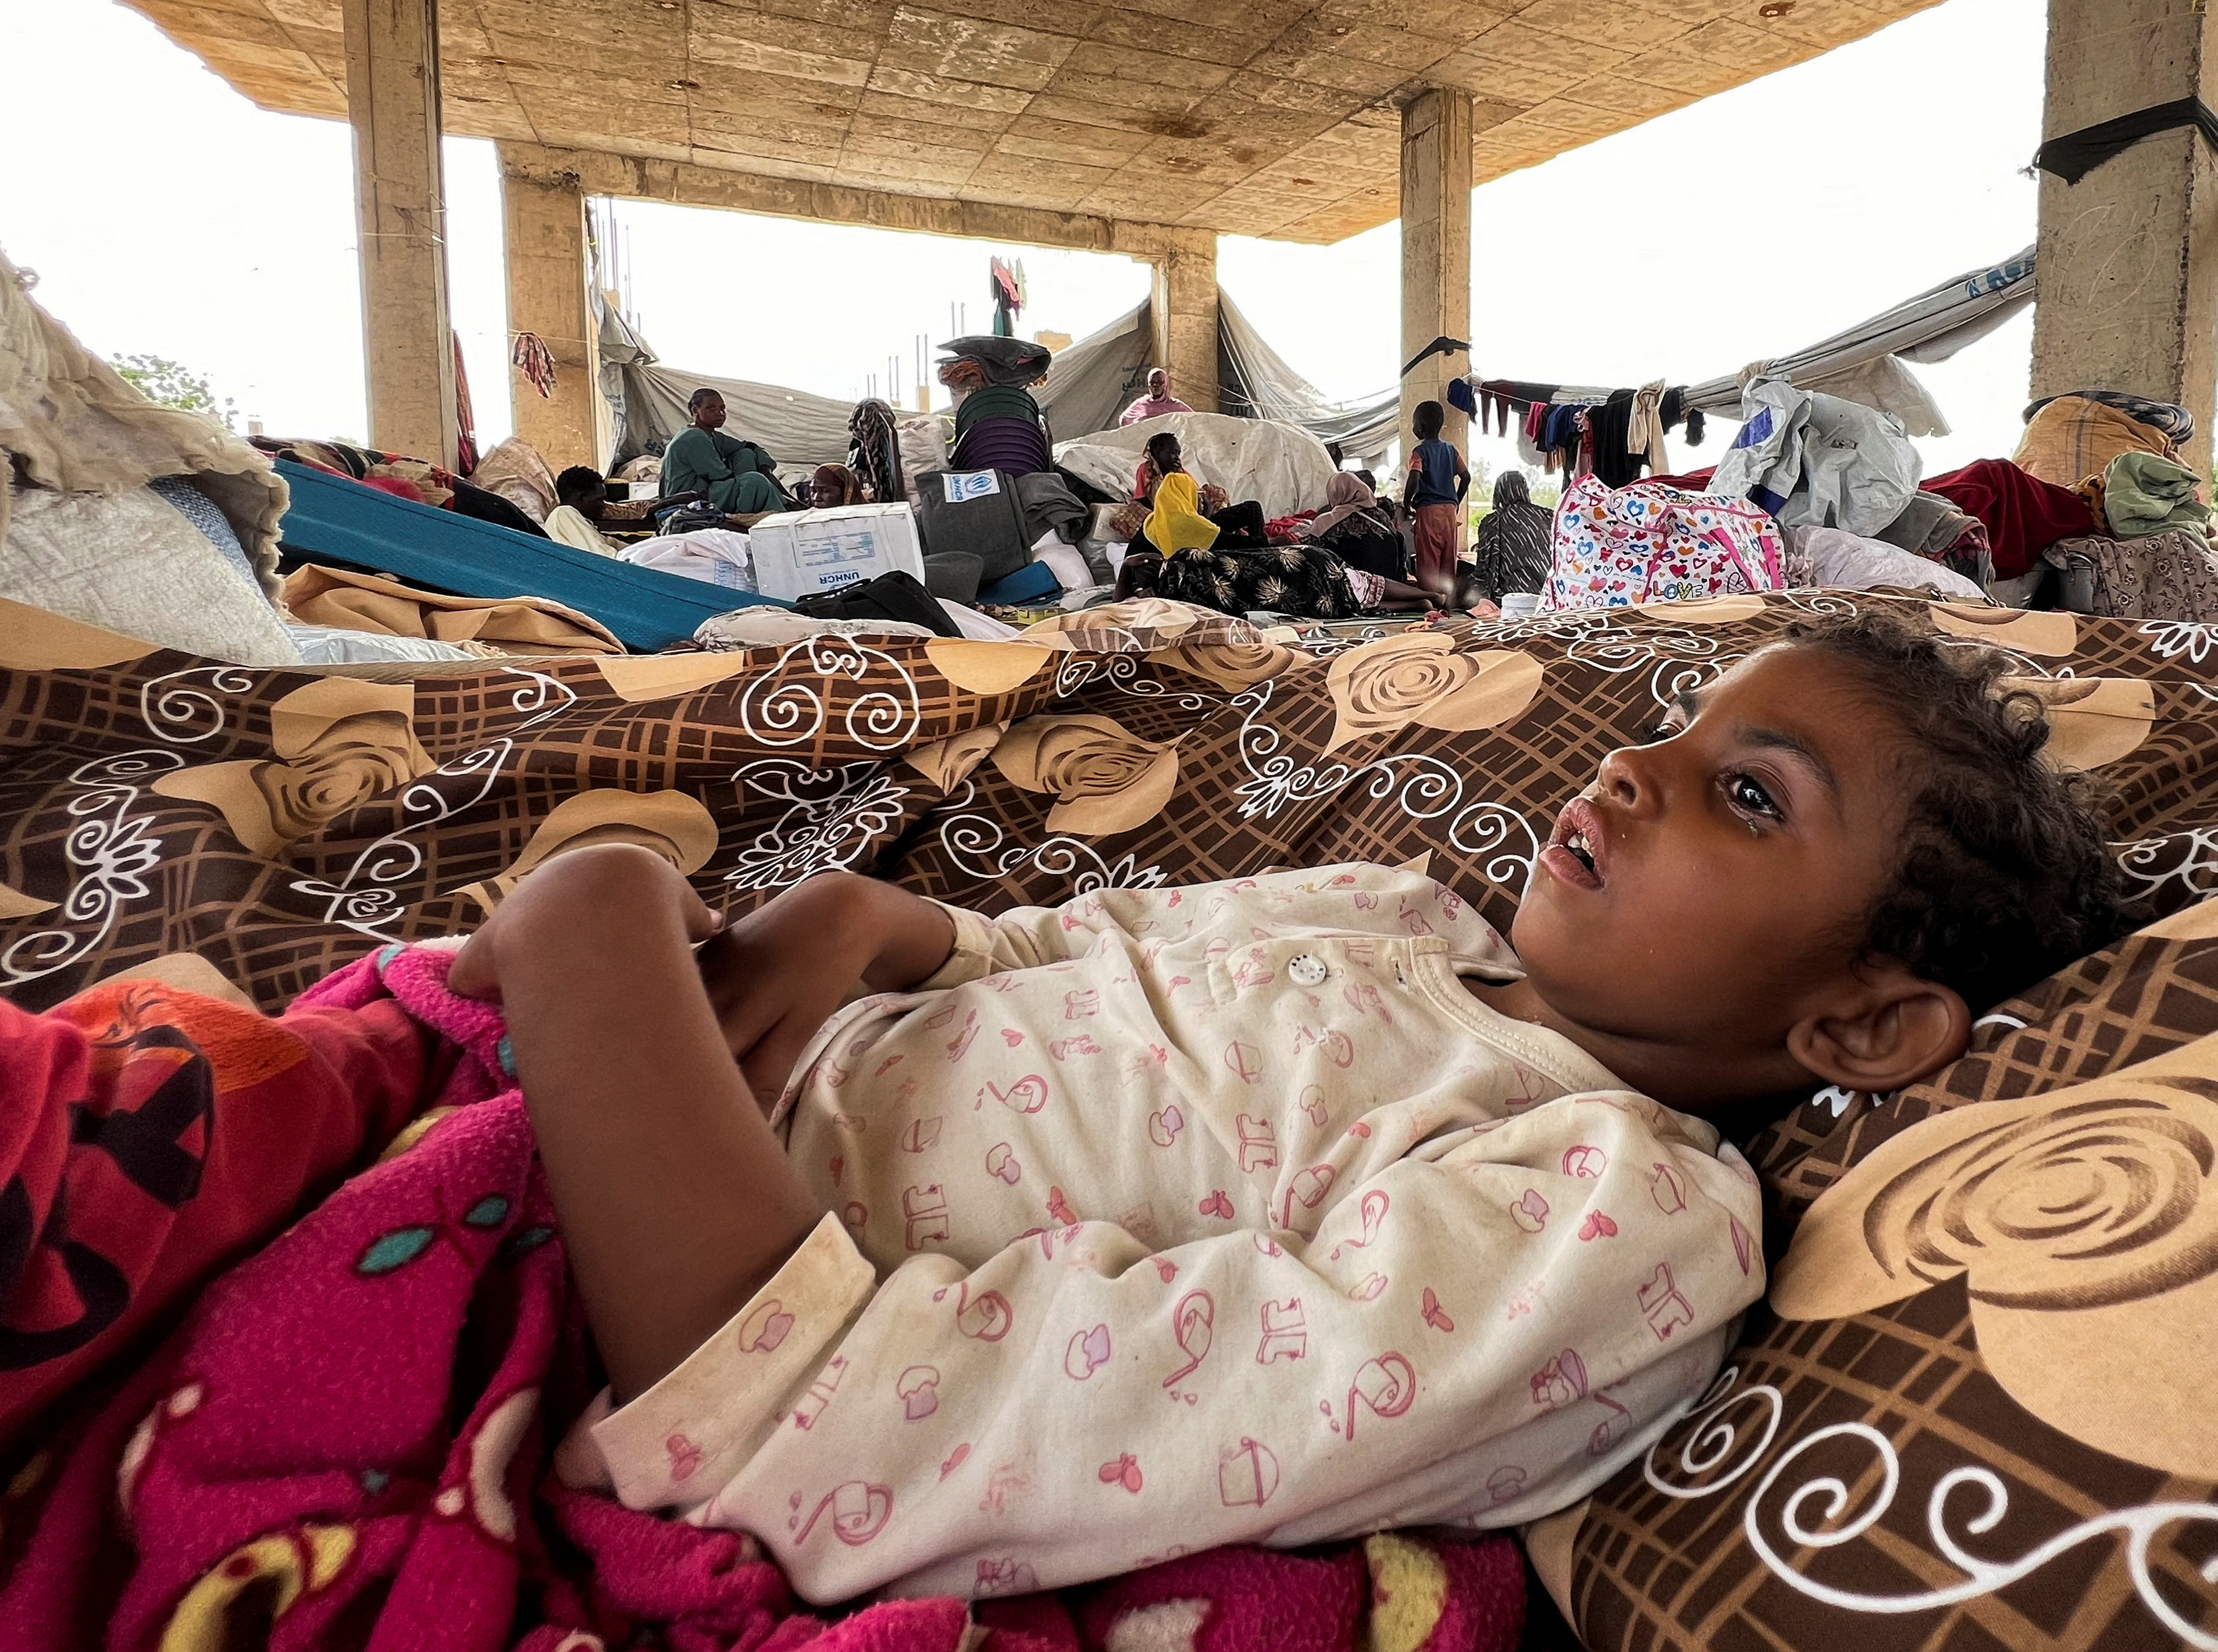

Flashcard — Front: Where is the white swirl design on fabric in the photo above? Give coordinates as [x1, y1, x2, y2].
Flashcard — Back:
[737, 636, 921, 751]
[501, 666, 579, 732]
[1227, 679, 1466, 822]
[936, 782, 1163, 895]
[1641, 1365, 1782, 1500]
[2113, 830, 2218, 907]
[723, 760, 912, 891]
[1050, 651, 1211, 710]
[140, 666, 259, 745]
[2, 750, 183, 984]
[2139, 620, 2218, 666]
[288, 738, 515, 937]
[1446, 802, 1538, 892]
[1741, 1423, 2218, 1648]
[1637, 1367, 2218, 1646]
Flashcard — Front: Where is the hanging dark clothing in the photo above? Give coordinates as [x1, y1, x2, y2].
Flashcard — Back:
[847, 399, 901, 504]
[1589, 391, 1648, 488]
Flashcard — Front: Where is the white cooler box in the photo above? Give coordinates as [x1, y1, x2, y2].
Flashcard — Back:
[746, 503, 925, 602]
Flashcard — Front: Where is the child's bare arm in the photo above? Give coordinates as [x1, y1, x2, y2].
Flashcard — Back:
[450, 845, 824, 1402]
[696, 871, 957, 1104]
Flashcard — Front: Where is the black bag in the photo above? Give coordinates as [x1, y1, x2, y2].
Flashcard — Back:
[654, 502, 728, 535]
[794, 569, 962, 637]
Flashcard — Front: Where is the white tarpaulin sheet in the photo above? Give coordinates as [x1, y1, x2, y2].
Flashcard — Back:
[1054, 411, 1338, 519]
[1681, 246, 2035, 420]
[601, 303, 857, 472]
[1218, 291, 1399, 465]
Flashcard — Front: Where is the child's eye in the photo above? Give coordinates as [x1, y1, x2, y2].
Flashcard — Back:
[1636, 719, 1682, 745]
[1723, 772, 1782, 822]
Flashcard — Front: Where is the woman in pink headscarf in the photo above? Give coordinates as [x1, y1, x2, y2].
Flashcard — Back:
[1297, 471, 1407, 585]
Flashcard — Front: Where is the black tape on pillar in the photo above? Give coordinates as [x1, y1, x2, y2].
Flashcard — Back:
[2032, 97, 2218, 185]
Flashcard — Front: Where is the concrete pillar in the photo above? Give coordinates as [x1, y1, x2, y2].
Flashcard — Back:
[500, 151, 600, 470]
[1148, 231, 1220, 415]
[2031, 0, 2217, 474]
[1400, 87, 1473, 468]
[344, 0, 458, 469]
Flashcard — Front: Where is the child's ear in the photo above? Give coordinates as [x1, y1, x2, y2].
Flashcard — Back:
[1785, 969, 1971, 1096]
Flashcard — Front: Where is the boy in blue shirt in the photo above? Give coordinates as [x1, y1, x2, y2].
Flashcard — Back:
[1402, 398, 1470, 598]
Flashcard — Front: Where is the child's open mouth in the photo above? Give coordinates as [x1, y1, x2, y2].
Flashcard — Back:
[1541, 798, 1607, 891]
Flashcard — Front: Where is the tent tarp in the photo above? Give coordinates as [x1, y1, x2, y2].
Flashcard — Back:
[1054, 411, 1337, 519]
[1217, 290, 1399, 465]
[1680, 245, 2035, 415]
[601, 304, 857, 473]
[1034, 302, 1151, 446]
[606, 289, 1396, 476]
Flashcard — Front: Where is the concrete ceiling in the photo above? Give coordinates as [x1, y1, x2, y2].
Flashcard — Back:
[131, 0, 1940, 243]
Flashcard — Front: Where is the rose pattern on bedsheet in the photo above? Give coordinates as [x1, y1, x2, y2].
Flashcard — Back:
[4, 588, 2218, 1646]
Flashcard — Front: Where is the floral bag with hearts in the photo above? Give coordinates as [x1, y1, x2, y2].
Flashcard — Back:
[1539, 473, 1786, 612]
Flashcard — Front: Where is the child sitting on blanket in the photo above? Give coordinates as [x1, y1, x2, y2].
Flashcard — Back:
[425, 611, 2130, 1603]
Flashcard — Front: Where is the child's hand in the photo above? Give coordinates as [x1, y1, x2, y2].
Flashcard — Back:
[697, 873, 956, 1104]
[447, 845, 722, 1004]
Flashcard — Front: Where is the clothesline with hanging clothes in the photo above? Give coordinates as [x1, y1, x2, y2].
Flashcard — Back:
[1463, 379, 1708, 489]
[1456, 244, 2039, 477]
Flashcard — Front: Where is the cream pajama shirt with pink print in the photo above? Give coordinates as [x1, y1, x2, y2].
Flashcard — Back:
[574, 864, 1765, 1603]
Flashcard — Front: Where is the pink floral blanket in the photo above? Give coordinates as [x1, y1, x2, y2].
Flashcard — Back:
[0, 944, 1521, 1652]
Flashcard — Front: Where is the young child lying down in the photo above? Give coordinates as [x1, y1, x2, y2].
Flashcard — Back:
[425, 611, 2130, 1602]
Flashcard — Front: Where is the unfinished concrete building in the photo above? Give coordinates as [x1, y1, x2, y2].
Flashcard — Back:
[120, 0, 2217, 474]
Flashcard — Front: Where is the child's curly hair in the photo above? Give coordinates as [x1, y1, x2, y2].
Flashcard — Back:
[1784, 610, 2139, 1014]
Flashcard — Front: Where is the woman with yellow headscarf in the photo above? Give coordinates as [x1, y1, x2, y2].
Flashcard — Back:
[1116, 434, 1432, 618]
[1142, 472, 1221, 555]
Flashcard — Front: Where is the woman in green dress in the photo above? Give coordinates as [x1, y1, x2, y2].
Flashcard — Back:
[660, 389, 786, 519]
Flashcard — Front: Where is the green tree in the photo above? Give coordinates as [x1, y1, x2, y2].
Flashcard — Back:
[110, 354, 237, 429]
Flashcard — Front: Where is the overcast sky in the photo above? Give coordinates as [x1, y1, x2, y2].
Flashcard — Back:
[3, 0, 2042, 480]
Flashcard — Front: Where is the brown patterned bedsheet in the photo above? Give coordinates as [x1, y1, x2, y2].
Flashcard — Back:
[3, 589, 2215, 1649]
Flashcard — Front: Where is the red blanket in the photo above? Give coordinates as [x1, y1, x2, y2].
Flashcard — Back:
[1924, 458, 2097, 580]
[0, 950, 1522, 1650]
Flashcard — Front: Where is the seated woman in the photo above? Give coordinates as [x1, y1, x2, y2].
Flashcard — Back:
[1128, 432, 1266, 550]
[1114, 470, 1430, 618]
[661, 389, 786, 522]
[1468, 471, 1553, 605]
[1297, 471, 1408, 584]
[808, 463, 868, 508]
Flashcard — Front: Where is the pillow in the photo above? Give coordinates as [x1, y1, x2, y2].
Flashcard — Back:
[147, 473, 263, 591]
[2, 484, 301, 665]
[285, 624, 486, 665]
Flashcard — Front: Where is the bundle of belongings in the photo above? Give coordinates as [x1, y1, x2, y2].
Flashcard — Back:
[5, 590, 2218, 1652]
[0, 240, 800, 666]
[250, 432, 551, 538]
[1538, 474, 1785, 610]
[939, 334, 1052, 478]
